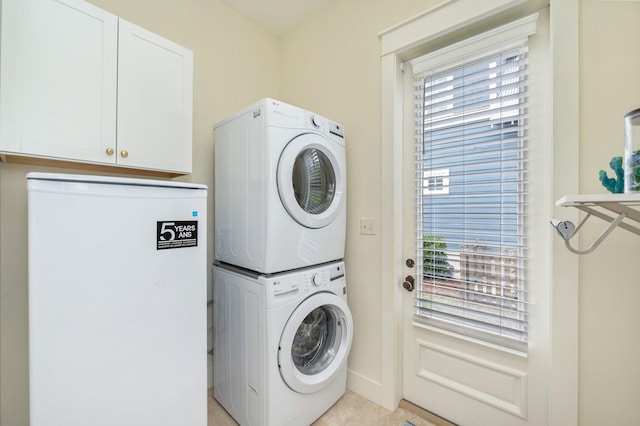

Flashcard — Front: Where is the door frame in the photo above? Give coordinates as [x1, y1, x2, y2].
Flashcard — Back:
[378, 1, 580, 424]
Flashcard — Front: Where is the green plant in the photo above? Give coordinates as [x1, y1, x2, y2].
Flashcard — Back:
[423, 235, 453, 279]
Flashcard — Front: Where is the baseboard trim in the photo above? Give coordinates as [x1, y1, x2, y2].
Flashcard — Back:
[346, 369, 383, 406]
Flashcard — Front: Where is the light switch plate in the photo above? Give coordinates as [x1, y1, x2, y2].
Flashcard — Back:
[360, 217, 377, 235]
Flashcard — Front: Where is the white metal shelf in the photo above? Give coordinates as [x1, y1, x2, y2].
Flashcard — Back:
[554, 193, 640, 254]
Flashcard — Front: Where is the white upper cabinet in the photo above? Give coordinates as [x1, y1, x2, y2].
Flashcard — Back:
[0, 0, 194, 175]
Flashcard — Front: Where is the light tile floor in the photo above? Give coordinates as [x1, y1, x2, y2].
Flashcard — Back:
[209, 388, 438, 426]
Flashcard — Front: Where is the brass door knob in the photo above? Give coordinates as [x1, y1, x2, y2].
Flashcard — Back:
[105, 147, 115, 156]
[120, 150, 129, 158]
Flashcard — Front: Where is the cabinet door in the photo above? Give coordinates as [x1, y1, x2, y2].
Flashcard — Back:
[0, 0, 118, 162]
[117, 20, 194, 174]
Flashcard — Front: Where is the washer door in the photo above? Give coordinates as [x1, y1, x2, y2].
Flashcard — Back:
[278, 292, 353, 394]
[277, 133, 345, 229]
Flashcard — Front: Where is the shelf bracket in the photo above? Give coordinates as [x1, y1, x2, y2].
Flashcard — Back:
[554, 193, 640, 254]
[557, 211, 627, 255]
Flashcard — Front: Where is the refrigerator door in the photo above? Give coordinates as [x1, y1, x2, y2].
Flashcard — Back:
[27, 173, 207, 426]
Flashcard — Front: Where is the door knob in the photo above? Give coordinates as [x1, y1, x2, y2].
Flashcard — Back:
[402, 275, 415, 292]
[406, 258, 415, 268]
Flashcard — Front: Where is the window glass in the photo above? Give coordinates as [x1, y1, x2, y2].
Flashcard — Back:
[412, 44, 529, 350]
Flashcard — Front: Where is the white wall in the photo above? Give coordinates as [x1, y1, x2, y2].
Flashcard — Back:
[0, 1, 280, 424]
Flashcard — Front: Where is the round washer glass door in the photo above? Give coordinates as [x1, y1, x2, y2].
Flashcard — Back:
[277, 133, 345, 229]
[278, 292, 353, 394]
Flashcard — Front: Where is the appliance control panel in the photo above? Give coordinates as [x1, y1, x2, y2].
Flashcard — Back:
[267, 262, 346, 303]
[261, 98, 344, 143]
[299, 110, 343, 139]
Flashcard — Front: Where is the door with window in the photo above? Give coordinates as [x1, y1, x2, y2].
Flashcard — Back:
[401, 12, 551, 426]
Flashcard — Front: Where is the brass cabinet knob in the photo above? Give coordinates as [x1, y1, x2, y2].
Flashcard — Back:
[105, 147, 115, 156]
[120, 150, 129, 158]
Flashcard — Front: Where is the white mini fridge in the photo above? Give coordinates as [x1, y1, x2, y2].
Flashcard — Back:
[27, 173, 207, 426]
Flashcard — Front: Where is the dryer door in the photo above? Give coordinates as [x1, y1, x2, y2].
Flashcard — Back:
[277, 133, 345, 229]
[278, 292, 353, 394]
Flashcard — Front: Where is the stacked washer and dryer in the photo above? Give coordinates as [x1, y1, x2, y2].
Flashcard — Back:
[212, 98, 353, 426]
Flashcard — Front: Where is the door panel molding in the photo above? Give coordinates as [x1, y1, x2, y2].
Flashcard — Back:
[415, 339, 528, 418]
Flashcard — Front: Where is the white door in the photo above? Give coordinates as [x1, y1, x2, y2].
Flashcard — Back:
[278, 292, 353, 393]
[0, 0, 118, 160]
[117, 19, 194, 173]
[400, 11, 551, 426]
[277, 134, 346, 229]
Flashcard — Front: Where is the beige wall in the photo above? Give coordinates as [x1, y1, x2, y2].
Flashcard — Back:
[2, 0, 639, 424]
[579, 1, 640, 425]
[0, 0, 280, 424]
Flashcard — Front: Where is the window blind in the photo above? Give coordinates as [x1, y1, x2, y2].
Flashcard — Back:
[410, 15, 537, 351]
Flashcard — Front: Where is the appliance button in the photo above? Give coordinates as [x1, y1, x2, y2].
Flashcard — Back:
[311, 273, 321, 286]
